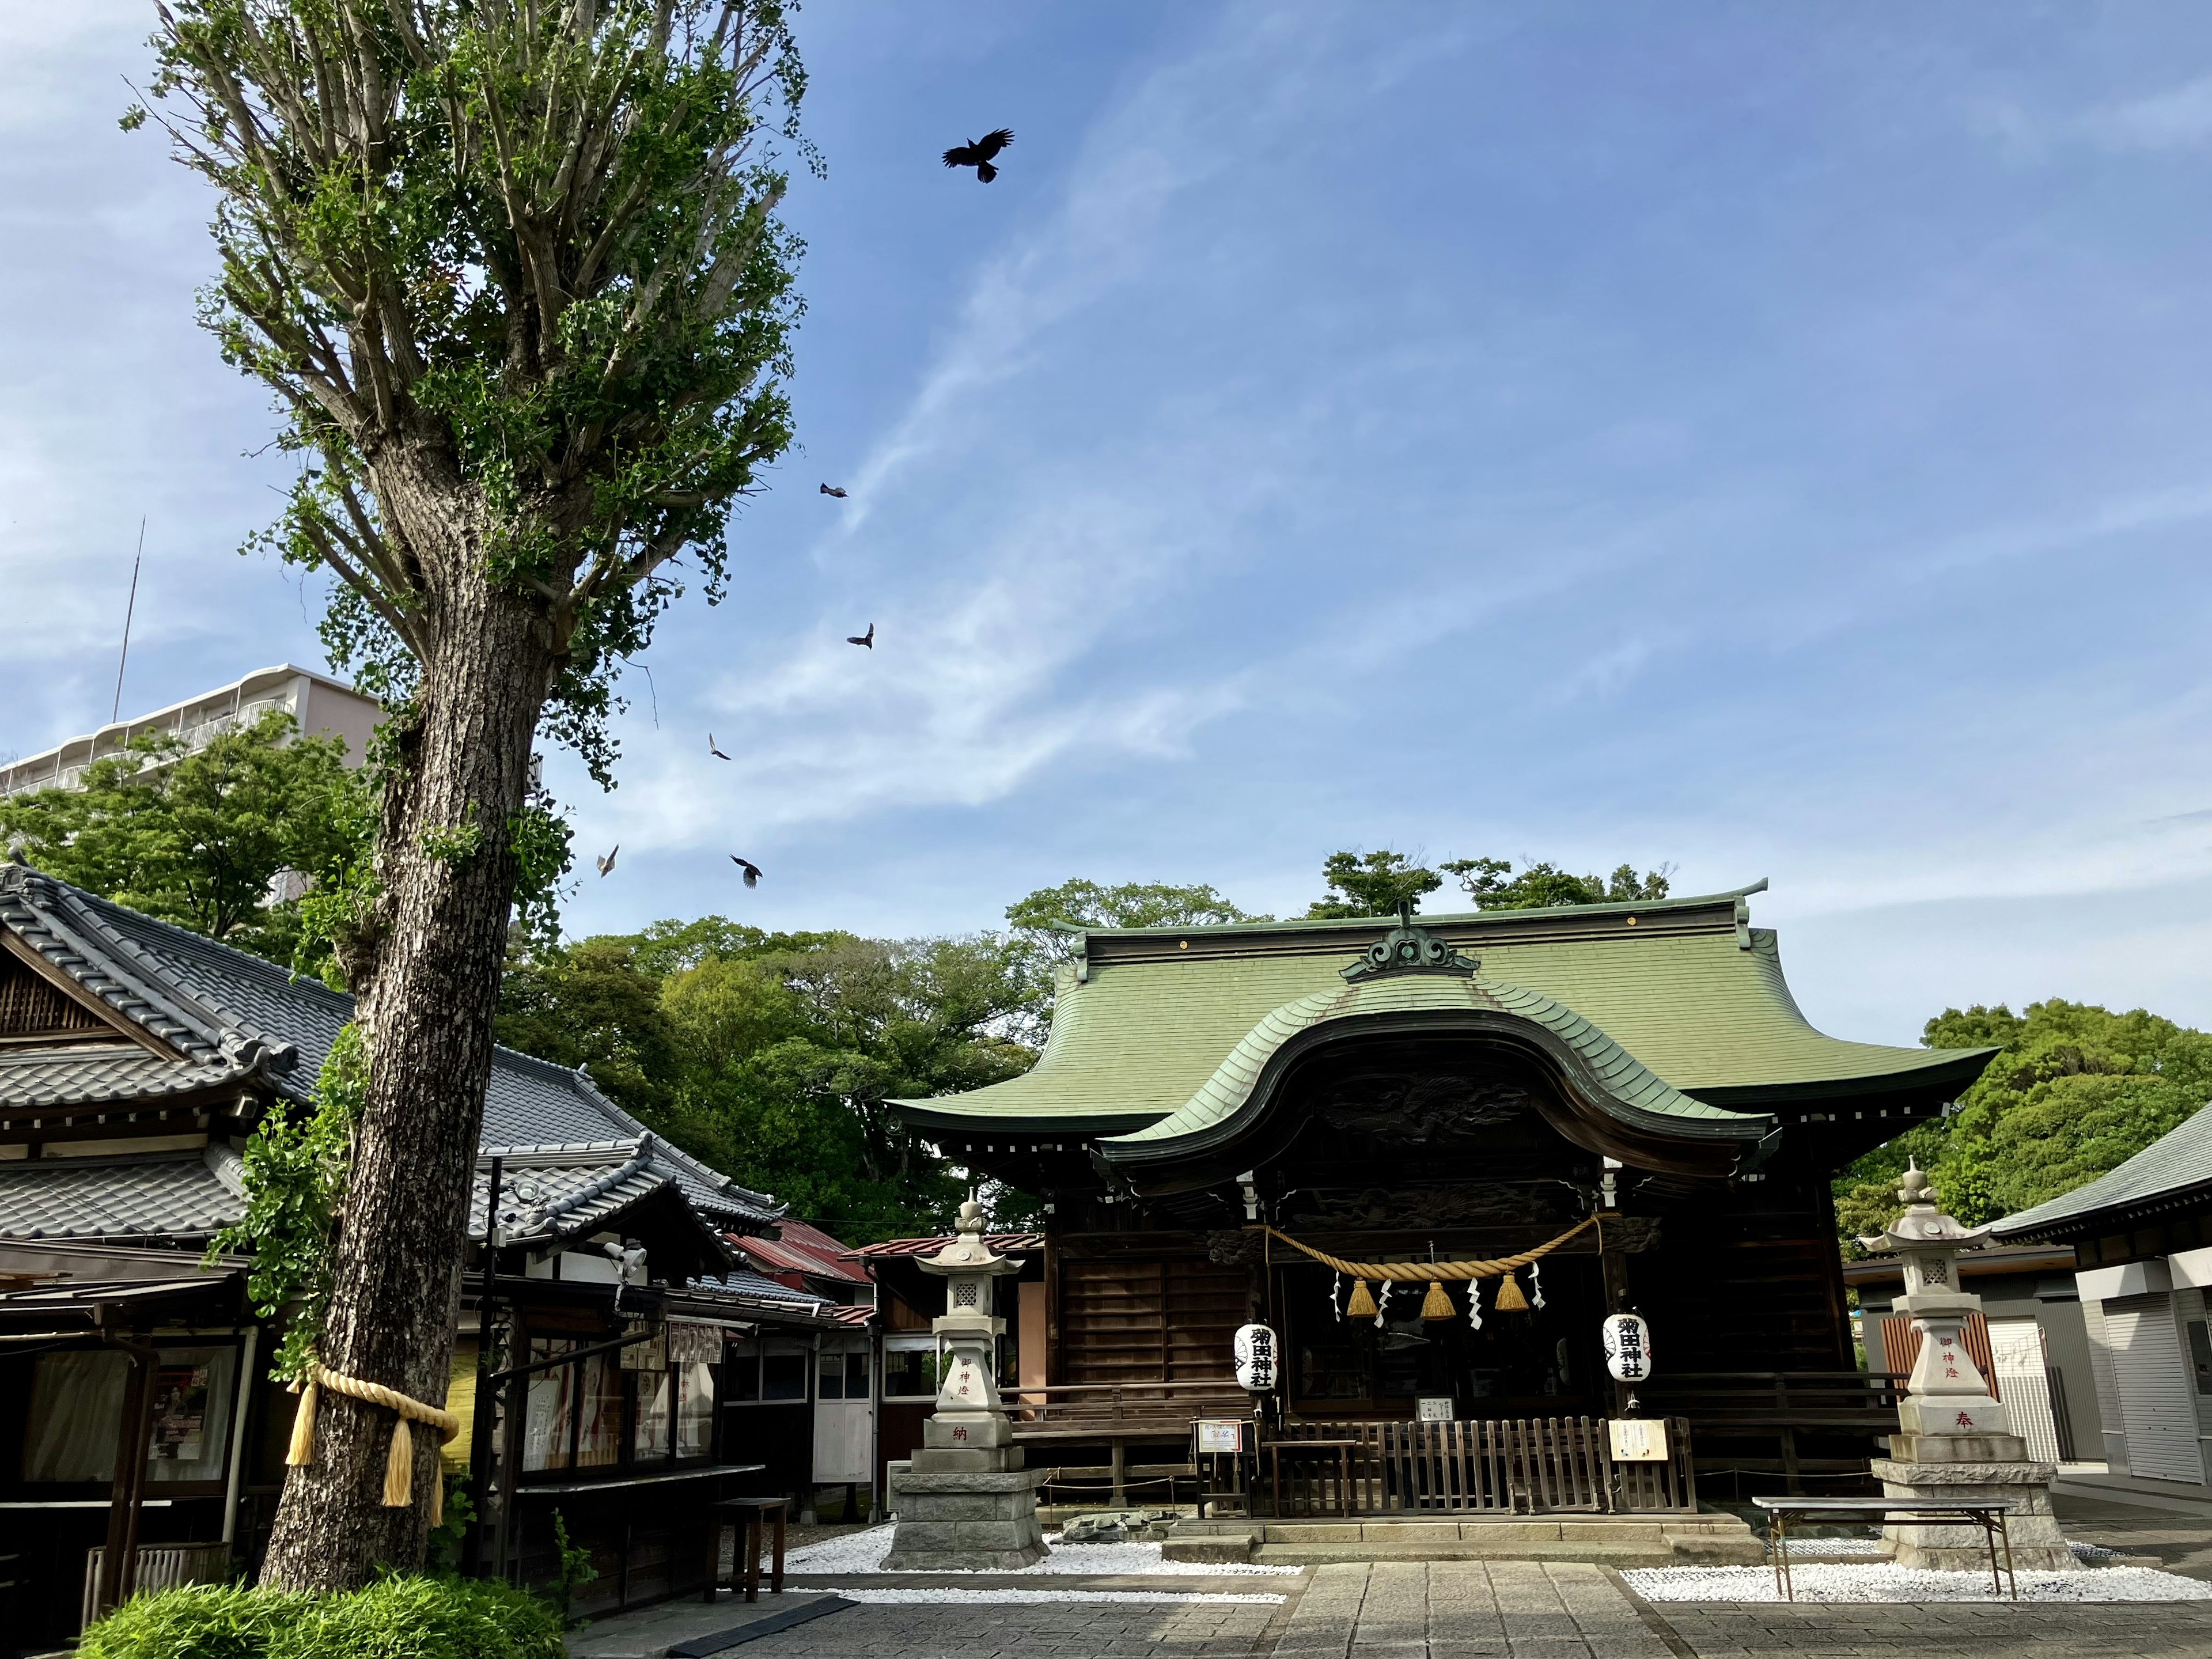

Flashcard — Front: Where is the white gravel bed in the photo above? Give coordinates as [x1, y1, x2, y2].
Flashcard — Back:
[783, 1524, 1301, 1577]
[1626, 1562, 2212, 1603]
[835, 1588, 1286, 1605]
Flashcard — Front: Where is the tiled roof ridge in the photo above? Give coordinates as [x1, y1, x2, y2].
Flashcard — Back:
[528, 1138, 660, 1230]
[1071, 879, 1771, 941]
[0, 865, 296, 1075]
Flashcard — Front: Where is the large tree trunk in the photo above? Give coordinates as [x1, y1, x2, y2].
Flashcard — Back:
[259, 462, 556, 1590]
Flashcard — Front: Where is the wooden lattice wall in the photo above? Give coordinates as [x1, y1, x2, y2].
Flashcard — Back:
[0, 952, 105, 1040]
[1059, 1258, 1247, 1385]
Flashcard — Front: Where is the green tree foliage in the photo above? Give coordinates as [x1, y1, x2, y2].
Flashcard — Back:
[1004, 878, 1267, 1025]
[0, 711, 363, 975]
[1306, 850, 1444, 918]
[1441, 857, 1673, 909]
[497, 921, 1039, 1241]
[1834, 1000, 2212, 1253]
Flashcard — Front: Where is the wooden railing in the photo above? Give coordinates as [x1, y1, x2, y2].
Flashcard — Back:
[1270, 1416, 1696, 1516]
[1633, 1371, 1906, 1490]
[1003, 1380, 1250, 1439]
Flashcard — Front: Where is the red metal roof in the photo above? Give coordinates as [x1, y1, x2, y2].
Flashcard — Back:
[842, 1233, 1044, 1260]
[722, 1215, 872, 1286]
[826, 1302, 876, 1327]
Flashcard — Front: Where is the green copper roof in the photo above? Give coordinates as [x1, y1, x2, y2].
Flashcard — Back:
[1109, 972, 1735, 1148]
[892, 885, 1985, 1134]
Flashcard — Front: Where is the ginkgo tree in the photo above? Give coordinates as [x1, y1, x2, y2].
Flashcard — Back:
[134, 0, 814, 1589]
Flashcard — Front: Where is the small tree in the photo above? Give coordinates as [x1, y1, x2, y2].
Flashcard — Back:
[1441, 857, 1673, 910]
[0, 710, 362, 974]
[1306, 850, 1442, 918]
[134, 1, 812, 1588]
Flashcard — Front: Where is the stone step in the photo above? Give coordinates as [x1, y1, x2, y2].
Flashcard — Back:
[1163, 1514, 1764, 1567]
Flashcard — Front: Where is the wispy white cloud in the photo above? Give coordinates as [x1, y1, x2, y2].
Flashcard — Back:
[2084, 73, 2212, 152]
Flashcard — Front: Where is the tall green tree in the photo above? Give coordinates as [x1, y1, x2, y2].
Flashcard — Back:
[1442, 857, 1673, 909]
[137, 1, 813, 1586]
[496, 919, 1038, 1240]
[1005, 878, 1266, 1028]
[1834, 999, 2212, 1252]
[0, 711, 363, 975]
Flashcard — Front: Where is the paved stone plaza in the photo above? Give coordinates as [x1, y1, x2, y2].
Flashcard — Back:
[576, 1558, 2212, 1659]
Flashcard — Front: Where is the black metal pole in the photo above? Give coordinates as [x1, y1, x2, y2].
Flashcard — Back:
[463, 1157, 502, 1576]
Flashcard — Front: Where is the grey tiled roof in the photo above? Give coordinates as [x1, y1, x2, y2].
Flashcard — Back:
[0, 866, 783, 1238]
[472, 1138, 668, 1246]
[0, 1043, 232, 1107]
[1993, 1101, 2212, 1238]
[690, 1267, 830, 1309]
[0, 1144, 246, 1240]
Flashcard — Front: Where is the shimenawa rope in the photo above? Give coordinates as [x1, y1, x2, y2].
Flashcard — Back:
[1256, 1215, 1597, 1282]
[286, 1357, 463, 1524]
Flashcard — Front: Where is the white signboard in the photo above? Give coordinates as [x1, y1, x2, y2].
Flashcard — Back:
[1608, 1418, 1669, 1462]
[1196, 1418, 1245, 1453]
[1233, 1323, 1279, 1392]
[1415, 1396, 1455, 1422]
[1601, 1313, 1653, 1382]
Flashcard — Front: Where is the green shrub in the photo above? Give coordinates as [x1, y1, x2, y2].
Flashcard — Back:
[81, 1576, 562, 1659]
[79, 1584, 298, 1659]
[275, 1575, 562, 1659]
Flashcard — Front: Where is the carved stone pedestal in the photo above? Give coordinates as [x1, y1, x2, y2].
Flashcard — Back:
[882, 1465, 1047, 1571]
[1874, 1431, 2076, 1573]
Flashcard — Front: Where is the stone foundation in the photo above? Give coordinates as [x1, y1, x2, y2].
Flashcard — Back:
[882, 1467, 1048, 1571]
[1874, 1433, 2077, 1573]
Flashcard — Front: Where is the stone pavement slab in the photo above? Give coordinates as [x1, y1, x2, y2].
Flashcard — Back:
[1639, 1599, 2212, 1658]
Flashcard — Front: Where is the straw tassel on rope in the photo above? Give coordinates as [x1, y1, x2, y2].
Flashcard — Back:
[1421, 1280, 1454, 1320]
[1257, 1216, 1596, 1282]
[286, 1358, 462, 1524]
[1345, 1278, 1377, 1320]
[1492, 1271, 1529, 1313]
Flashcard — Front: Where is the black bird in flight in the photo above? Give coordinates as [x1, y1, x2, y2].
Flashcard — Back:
[943, 128, 1014, 183]
[707, 733, 731, 760]
[847, 623, 875, 649]
[730, 855, 763, 888]
[596, 845, 619, 878]
[820, 483, 849, 498]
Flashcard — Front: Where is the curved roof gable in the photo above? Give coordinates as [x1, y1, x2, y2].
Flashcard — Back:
[1100, 972, 1762, 1161]
[893, 884, 1991, 1135]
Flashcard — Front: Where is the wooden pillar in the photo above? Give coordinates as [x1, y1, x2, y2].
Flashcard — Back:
[1600, 1236, 1635, 1419]
[94, 1339, 158, 1622]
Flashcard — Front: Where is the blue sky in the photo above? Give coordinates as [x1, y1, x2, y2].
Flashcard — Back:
[3, 3, 2209, 1045]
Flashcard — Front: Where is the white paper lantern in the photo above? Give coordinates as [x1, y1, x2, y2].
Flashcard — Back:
[1233, 1323, 1279, 1392]
[1601, 1312, 1653, 1382]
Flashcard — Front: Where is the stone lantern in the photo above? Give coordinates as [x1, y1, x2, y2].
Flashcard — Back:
[1857, 1161, 2077, 1571]
[881, 1198, 1047, 1570]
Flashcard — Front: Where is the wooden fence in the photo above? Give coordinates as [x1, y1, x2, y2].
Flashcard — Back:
[1270, 1416, 1696, 1516]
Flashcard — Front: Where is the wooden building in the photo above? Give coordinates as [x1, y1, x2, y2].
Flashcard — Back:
[888, 886, 1995, 1510]
[0, 863, 854, 1643]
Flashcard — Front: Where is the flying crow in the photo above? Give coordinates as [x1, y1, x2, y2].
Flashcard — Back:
[846, 623, 875, 648]
[730, 855, 763, 888]
[943, 128, 1014, 182]
[820, 483, 849, 498]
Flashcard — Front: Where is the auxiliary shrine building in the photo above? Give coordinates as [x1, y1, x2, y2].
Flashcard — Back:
[888, 883, 1995, 1500]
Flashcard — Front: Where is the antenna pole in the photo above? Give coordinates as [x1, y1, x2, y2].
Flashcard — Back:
[111, 519, 145, 725]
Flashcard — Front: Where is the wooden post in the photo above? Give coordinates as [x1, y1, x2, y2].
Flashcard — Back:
[464, 1158, 502, 1577]
[93, 1337, 159, 1622]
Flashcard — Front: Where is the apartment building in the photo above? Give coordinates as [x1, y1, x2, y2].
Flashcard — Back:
[0, 665, 382, 798]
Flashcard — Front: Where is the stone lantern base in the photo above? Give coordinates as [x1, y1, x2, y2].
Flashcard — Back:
[882, 1463, 1047, 1571]
[1873, 1431, 2078, 1573]
[882, 1413, 1048, 1570]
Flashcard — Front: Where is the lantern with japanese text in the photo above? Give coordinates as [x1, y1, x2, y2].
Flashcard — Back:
[1233, 1323, 1278, 1392]
[1600, 1312, 1653, 1382]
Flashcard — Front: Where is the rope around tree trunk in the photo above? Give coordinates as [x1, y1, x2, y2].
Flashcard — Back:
[1257, 1214, 1599, 1281]
[286, 1358, 462, 1524]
